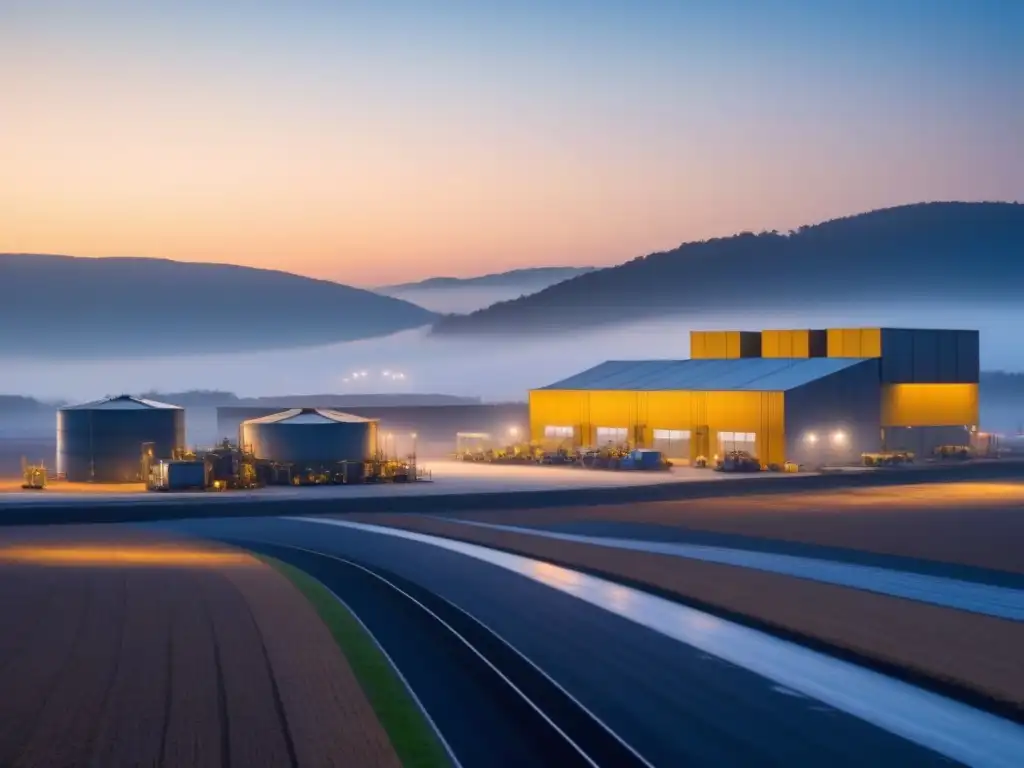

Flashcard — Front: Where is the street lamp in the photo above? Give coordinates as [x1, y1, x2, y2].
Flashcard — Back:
[411, 432, 418, 458]
[831, 430, 847, 447]
[508, 426, 520, 441]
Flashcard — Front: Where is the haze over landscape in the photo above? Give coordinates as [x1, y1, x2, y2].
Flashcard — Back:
[3, 2, 1021, 286]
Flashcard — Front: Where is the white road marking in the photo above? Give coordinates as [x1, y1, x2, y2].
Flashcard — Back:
[442, 519, 1024, 621]
[288, 516, 1024, 768]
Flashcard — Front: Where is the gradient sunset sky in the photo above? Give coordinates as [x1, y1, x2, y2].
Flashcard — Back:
[3, 1, 1021, 286]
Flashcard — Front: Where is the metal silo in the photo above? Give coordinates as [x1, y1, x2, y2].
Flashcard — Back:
[57, 395, 185, 482]
[241, 408, 378, 467]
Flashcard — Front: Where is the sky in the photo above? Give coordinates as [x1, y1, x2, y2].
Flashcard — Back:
[2, 1, 1022, 286]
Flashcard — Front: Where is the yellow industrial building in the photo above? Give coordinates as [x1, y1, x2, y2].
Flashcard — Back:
[529, 327, 980, 467]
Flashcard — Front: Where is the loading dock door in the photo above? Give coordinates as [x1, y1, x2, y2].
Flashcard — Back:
[653, 429, 691, 463]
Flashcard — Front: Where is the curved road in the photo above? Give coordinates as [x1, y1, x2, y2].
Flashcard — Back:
[165, 516, 971, 767]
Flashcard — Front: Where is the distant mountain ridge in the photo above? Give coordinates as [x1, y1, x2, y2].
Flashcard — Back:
[379, 266, 595, 292]
[0, 254, 436, 357]
[431, 202, 1024, 336]
[377, 265, 597, 314]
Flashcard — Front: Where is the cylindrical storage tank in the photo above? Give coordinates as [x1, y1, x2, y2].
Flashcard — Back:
[57, 395, 186, 482]
[241, 408, 378, 466]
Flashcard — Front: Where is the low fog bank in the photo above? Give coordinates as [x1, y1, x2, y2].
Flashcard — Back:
[2, 304, 1023, 406]
[377, 285, 544, 314]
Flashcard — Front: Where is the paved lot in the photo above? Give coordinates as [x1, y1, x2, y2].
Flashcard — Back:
[0, 526, 400, 768]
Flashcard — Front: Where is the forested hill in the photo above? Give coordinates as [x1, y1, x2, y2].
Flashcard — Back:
[432, 202, 1024, 336]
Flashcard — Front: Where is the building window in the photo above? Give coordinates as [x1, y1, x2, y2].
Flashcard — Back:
[653, 429, 691, 459]
[544, 425, 574, 439]
[718, 431, 757, 453]
[595, 426, 628, 445]
[653, 429, 691, 441]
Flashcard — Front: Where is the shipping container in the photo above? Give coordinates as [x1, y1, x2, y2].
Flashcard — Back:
[153, 460, 206, 490]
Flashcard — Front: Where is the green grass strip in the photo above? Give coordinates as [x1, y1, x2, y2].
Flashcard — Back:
[261, 555, 453, 768]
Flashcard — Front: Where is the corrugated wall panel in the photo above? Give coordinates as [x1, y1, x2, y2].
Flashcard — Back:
[957, 331, 980, 383]
[936, 331, 959, 384]
[724, 331, 739, 358]
[911, 330, 941, 382]
[739, 331, 762, 357]
[826, 328, 843, 356]
[880, 383, 979, 427]
[783, 359, 882, 466]
[690, 331, 706, 359]
[791, 330, 809, 357]
[843, 328, 862, 356]
[808, 330, 828, 357]
[879, 328, 914, 383]
[860, 328, 882, 358]
[762, 330, 781, 357]
[882, 426, 972, 456]
[710, 332, 730, 358]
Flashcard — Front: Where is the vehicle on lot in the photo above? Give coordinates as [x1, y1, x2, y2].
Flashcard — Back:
[713, 451, 762, 472]
[861, 451, 914, 467]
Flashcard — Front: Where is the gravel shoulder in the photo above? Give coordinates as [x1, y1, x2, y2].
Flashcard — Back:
[365, 513, 1024, 718]
[0, 525, 404, 768]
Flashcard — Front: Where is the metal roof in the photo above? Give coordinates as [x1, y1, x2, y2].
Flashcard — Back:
[243, 408, 376, 425]
[62, 394, 182, 410]
[539, 358, 874, 392]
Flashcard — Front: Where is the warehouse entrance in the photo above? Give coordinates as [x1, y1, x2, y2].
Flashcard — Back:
[717, 431, 757, 457]
[653, 429, 691, 463]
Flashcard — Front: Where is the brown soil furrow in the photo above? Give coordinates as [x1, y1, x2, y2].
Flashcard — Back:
[0, 567, 63, 662]
[373, 514, 1024, 713]
[161, 570, 224, 768]
[224, 565, 403, 768]
[12, 569, 127, 768]
[0, 569, 91, 763]
[88, 569, 179, 767]
[201, 568, 294, 767]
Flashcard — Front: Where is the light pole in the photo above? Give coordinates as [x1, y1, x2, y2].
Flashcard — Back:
[411, 432, 418, 459]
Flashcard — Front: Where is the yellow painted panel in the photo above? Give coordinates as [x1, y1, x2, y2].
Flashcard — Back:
[690, 331, 706, 358]
[842, 328, 861, 357]
[724, 331, 739, 358]
[528, 389, 588, 444]
[827, 328, 844, 356]
[705, 331, 728, 358]
[763, 329, 814, 358]
[860, 328, 882, 358]
[530, 388, 787, 464]
[791, 330, 810, 357]
[881, 384, 979, 427]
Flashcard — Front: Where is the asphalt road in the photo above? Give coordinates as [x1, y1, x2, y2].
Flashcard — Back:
[164, 516, 954, 767]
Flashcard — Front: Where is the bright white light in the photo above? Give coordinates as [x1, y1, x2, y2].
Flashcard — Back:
[831, 430, 847, 446]
[804, 432, 818, 444]
[508, 426, 520, 438]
